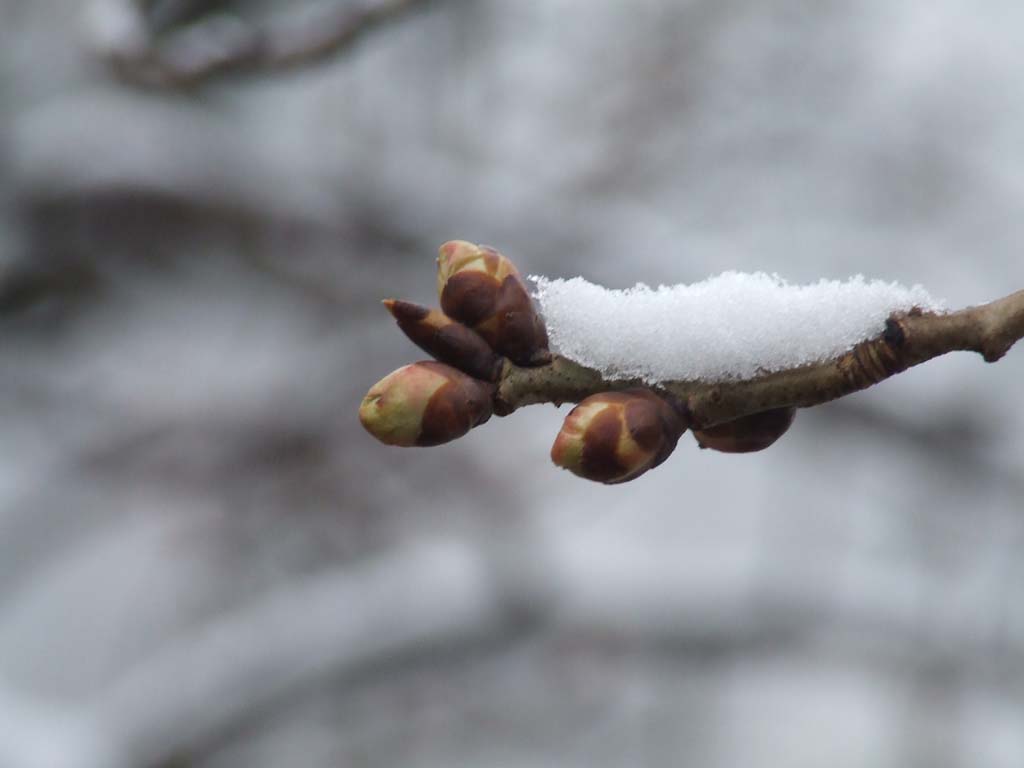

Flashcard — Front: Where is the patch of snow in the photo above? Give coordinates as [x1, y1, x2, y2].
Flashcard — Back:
[532, 272, 943, 382]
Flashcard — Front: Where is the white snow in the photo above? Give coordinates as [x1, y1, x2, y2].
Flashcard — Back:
[532, 272, 943, 383]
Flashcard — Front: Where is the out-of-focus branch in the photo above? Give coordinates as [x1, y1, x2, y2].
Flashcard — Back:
[0, 263, 99, 316]
[496, 289, 1024, 428]
[0, 538, 514, 768]
[87, 0, 432, 88]
[12, 91, 340, 222]
[1, 530, 1019, 766]
[91, 539, 515, 768]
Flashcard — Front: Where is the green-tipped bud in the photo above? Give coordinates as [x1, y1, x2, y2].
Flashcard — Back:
[692, 407, 796, 453]
[550, 389, 686, 484]
[436, 240, 550, 367]
[383, 299, 503, 382]
[359, 361, 493, 447]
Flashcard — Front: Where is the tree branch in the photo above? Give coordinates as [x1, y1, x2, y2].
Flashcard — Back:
[89, 0, 432, 88]
[2, 527, 1021, 765]
[92, 539, 512, 768]
[496, 289, 1024, 428]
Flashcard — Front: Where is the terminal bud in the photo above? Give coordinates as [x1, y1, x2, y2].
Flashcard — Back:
[437, 240, 550, 367]
[359, 361, 493, 447]
[692, 407, 796, 453]
[383, 299, 503, 382]
[551, 389, 686, 484]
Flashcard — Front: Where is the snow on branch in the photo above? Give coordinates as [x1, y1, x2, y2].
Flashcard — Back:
[532, 273, 943, 383]
[497, 286, 1024, 427]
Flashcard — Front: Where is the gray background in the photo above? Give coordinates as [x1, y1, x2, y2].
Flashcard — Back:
[2, 1, 1023, 765]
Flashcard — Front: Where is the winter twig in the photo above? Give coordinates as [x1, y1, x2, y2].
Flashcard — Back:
[361, 240, 1022, 482]
[496, 289, 1024, 428]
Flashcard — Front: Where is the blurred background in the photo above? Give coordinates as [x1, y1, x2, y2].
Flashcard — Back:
[2, 0, 1023, 766]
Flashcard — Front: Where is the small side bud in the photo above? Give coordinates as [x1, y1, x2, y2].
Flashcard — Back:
[550, 389, 686, 484]
[383, 299, 503, 382]
[359, 361, 493, 447]
[437, 240, 550, 367]
[692, 407, 796, 453]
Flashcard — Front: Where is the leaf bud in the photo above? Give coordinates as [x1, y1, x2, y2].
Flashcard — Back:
[359, 361, 493, 447]
[383, 299, 503, 382]
[550, 389, 686, 484]
[692, 407, 796, 453]
[436, 240, 550, 367]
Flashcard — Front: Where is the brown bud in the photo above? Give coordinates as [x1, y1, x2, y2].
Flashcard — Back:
[383, 299, 503, 382]
[437, 240, 550, 367]
[359, 361, 493, 447]
[550, 389, 686, 484]
[692, 407, 796, 453]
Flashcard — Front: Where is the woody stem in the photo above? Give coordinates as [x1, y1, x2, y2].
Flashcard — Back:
[495, 289, 1024, 429]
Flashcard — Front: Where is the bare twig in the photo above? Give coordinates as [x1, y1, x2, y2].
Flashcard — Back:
[89, 0, 432, 87]
[496, 289, 1024, 428]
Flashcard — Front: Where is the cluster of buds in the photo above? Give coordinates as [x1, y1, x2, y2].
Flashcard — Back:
[691, 407, 796, 453]
[548, 398, 797, 482]
[382, 299, 502, 382]
[550, 389, 686, 484]
[437, 240, 551, 367]
[360, 241, 550, 447]
[359, 361, 494, 447]
[360, 240, 798, 483]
